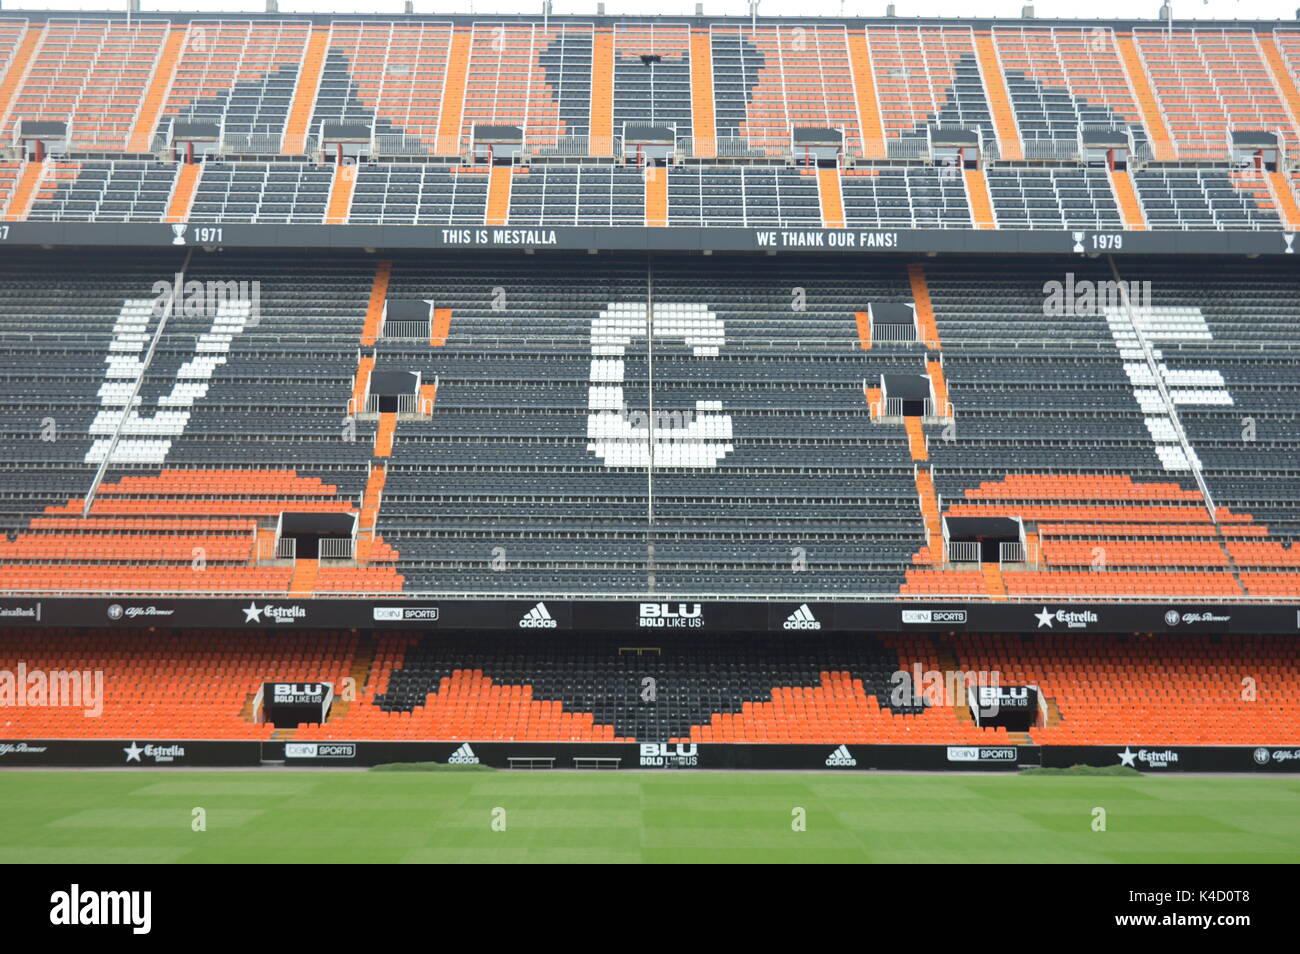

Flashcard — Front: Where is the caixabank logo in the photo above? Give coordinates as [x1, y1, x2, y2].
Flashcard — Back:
[638, 603, 703, 628]
[640, 742, 698, 767]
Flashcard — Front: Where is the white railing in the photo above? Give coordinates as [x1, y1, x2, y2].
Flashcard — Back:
[999, 541, 1026, 564]
[872, 323, 918, 343]
[0, 586, 1293, 604]
[319, 537, 354, 561]
[677, 136, 769, 159]
[221, 132, 313, 155]
[348, 393, 434, 417]
[275, 537, 296, 560]
[527, 135, 621, 158]
[887, 137, 931, 160]
[1022, 138, 1081, 162]
[948, 541, 980, 563]
[383, 320, 428, 340]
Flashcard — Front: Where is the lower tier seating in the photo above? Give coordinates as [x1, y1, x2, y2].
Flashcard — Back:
[1, 629, 1295, 746]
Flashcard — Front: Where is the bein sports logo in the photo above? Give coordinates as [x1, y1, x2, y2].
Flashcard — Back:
[638, 603, 703, 628]
[519, 602, 557, 628]
[373, 606, 439, 622]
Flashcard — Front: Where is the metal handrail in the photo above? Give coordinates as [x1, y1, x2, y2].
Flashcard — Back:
[0, 587, 1292, 604]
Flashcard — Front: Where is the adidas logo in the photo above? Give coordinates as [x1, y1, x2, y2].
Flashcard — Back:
[783, 603, 821, 630]
[447, 743, 480, 764]
[825, 745, 857, 767]
[519, 601, 557, 629]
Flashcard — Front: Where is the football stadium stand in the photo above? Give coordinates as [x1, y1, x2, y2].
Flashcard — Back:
[0, 10, 1296, 767]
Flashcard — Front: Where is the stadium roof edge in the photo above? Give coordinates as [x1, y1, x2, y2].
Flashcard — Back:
[4, 10, 1297, 31]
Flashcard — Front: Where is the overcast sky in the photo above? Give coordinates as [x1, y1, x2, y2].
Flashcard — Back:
[1, 0, 1294, 23]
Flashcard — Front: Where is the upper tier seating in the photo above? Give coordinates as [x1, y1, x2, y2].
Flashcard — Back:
[613, 23, 692, 142]
[158, 19, 311, 152]
[993, 26, 1148, 150]
[1132, 27, 1298, 161]
[311, 19, 455, 155]
[2, 18, 170, 152]
[1, 249, 1296, 599]
[710, 24, 862, 157]
[867, 25, 994, 153]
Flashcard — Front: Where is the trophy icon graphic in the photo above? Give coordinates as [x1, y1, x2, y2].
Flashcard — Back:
[1072, 231, 1085, 254]
[172, 224, 187, 246]
[1285, 233, 1295, 254]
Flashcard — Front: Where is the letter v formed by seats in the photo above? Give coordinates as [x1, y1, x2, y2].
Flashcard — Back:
[587, 302, 734, 468]
[85, 296, 254, 464]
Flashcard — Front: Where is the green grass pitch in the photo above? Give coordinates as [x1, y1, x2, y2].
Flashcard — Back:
[1, 770, 1297, 863]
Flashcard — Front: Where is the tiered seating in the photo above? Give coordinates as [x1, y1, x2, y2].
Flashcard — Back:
[0, 630, 356, 739]
[186, 161, 333, 223]
[1134, 167, 1281, 230]
[0, 19, 26, 76]
[993, 26, 1147, 149]
[506, 164, 644, 225]
[840, 166, 971, 228]
[2, 18, 170, 152]
[159, 20, 311, 152]
[312, 20, 454, 154]
[1113, 259, 1300, 578]
[985, 166, 1123, 229]
[1132, 28, 1298, 161]
[905, 474, 1244, 598]
[372, 633, 932, 743]
[955, 633, 1300, 744]
[867, 25, 993, 151]
[7, 629, 1292, 745]
[613, 23, 692, 140]
[919, 255, 1300, 596]
[0, 471, 343, 594]
[710, 24, 860, 157]
[346, 164, 489, 225]
[0, 160, 21, 215]
[0, 249, 405, 595]
[667, 165, 822, 226]
[25, 160, 174, 222]
[460, 22, 593, 151]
